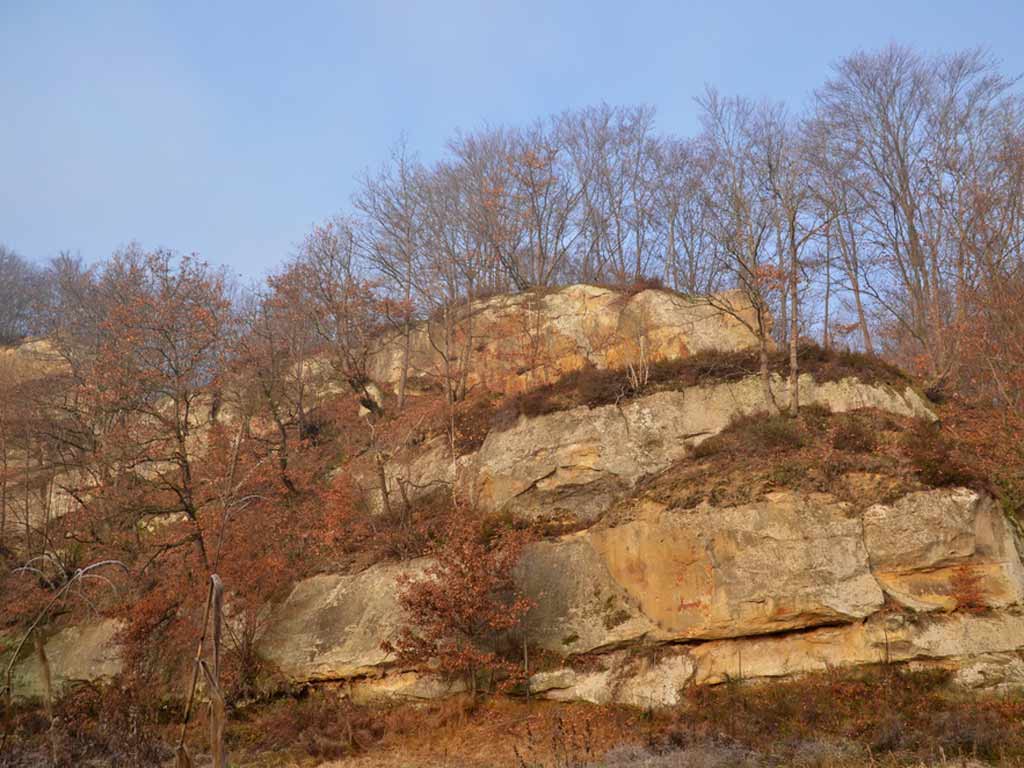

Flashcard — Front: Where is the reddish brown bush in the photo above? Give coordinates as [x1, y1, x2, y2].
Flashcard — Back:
[383, 508, 535, 694]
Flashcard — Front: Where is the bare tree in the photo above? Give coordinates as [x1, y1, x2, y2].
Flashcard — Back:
[278, 217, 383, 412]
[354, 140, 427, 408]
[758, 104, 833, 413]
[0, 246, 45, 345]
[560, 104, 661, 282]
[505, 120, 584, 287]
[696, 89, 781, 412]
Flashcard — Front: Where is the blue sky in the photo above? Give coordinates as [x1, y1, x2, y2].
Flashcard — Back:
[2, 0, 1023, 279]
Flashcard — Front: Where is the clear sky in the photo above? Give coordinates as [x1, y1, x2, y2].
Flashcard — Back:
[2, 0, 1023, 279]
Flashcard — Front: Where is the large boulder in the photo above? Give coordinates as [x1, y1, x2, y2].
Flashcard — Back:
[7, 620, 122, 701]
[258, 560, 426, 682]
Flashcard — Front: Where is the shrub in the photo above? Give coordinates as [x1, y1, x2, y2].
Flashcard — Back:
[831, 413, 878, 453]
[691, 412, 806, 459]
[230, 689, 383, 759]
[453, 393, 502, 454]
[21, 681, 171, 768]
[950, 565, 987, 613]
[902, 420, 979, 487]
[799, 402, 833, 431]
[596, 275, 667, 297]
[690, 435, 726, 458]
[738, 413, 806, 451]
[383, 509, 535, 695]
[498, 342, 915, 432]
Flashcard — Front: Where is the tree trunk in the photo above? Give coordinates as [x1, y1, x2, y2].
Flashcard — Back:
[788, 215, 800, 416]
[397, 277, 413, 410]
[35, 631, 56, 766]
[758, 325, 778, 415]
[852, 274, 874, 355]
[1, 417, 7, 550]
[776, 225, 788, 345]
[822, 222, 832, 350]
[397, 315, 412, 410]
[375, 451, 393, 519]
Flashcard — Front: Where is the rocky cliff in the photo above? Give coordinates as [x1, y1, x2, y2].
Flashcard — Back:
[10, 285, 1024, 710]
[366, 284, 764, 396]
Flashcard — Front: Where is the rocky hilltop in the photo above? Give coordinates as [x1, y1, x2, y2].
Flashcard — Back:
[10, 284, 1024, 709]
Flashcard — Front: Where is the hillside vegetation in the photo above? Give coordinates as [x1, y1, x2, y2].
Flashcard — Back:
[3, 40, 1024, 768]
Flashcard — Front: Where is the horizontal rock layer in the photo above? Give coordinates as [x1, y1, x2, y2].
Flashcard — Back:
[248, 486, 1024, 705]
[380, 371, 935, 522]
[13, 485, 1024, 706]
[367, 285, 763, 397]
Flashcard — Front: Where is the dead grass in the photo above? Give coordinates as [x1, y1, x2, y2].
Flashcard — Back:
[664, 666, 1024, 766]
[8, 668, 1024, 767]
[234, 696, 641, 768]
[197, 670, 1024, 766]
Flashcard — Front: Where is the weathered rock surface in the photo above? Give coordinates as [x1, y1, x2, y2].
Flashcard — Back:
[468, 373, 933, 521]
[520, 491, 879, 654]
[23, 476, 1020, 707]
[374, 371, 934, 523]
[0, 338, 69, 380]
[590, 493, 883, 641]
[531, 610, 1024, 706]
[521, 489, 1014, 654]
[863, 489, 1024, 611]
[247, 485, 1024, 706]
[367, 285, 763, 396]
[9, 291, 1024, 710]
[7, 619, 122, 700]
[257, 561, 426, 682]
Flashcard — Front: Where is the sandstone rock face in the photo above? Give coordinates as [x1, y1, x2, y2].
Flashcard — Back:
[530, 652, 697, 707]
[468, 373, 934, 521]
[257, 561, 426, 682]
[591, 493, 883, 640]
[515, 537, 661, 653]
[249, 485, 1024, 706]
[0, 338, 69, 380]
[8, 620, 122, 701]
[28, 483, 1022, 706]
[863, 489, 1024, 612]
[521, 489, 1014, 655]
[367, 285, 763, 397]
[530, 610, 1024, 706]
[376, 371, 933, 523]
[520, 492, 883, 655]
